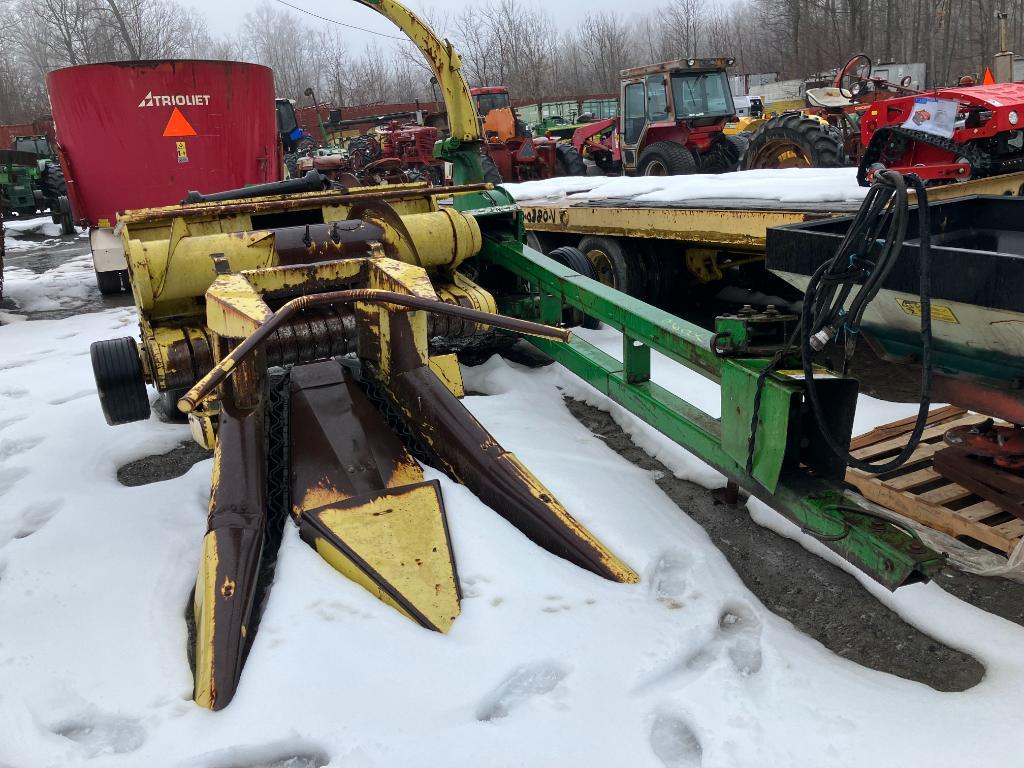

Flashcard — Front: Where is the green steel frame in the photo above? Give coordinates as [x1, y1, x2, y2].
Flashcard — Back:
[469, 204, 944, 590]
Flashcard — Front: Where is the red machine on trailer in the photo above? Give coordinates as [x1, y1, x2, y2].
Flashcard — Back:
[572, 57, 742, 176]
[46, 60, 281, 293]
[858, 82, 1024, 184]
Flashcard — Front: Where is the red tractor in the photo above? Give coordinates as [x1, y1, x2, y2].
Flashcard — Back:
[297, 120, 445, 186]
[471, 85, 586, 183]
[858, 80, 1024, 184]
[571, 57, 744, 175]
[360, 120, 445, 184]
[741, 54, 921, 171]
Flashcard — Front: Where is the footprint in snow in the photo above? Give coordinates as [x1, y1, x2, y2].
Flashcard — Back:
[0, 386, 28, 399]
[48, 389, 95, 406]
[650, 551, 691, 609]
[0, 435, 44, 462]
[53, 715, 145, 757]
[188, 742, 329, 768]
[475, 662, 568, 721]
[641, 601, 764, 690]
[649, 714, 703, 768]
[718, 603, 763, 675]
[0, 416, 26, 434]
[11, 499, 63, 541]
[0, 467, 29, 500]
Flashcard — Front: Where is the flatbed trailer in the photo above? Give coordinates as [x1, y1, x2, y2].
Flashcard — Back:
[519, 171, 1024, 299]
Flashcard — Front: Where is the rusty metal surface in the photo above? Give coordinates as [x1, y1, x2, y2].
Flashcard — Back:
[162, 309, 356, 390]
[191, 401, 266, 711]
[289, 362, 423, 511]
[179, 288, 570, 412]
[288, 360, 460, 631]
[120, 183, 491, 226]
[273, 220, 385, 264]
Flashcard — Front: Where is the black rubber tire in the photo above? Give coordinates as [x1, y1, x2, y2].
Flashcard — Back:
[700, 135, 746, 173]
[525, 230, 548, 254]
[283, 152, 299, 179]
[577, 235, 645, 297]
[547, 246, 601, 329]
[480, 153, 503, 185]
[637, 141, 697, 176]
[90, 337, 151, 425]
[51, 195, 73, 235]
[96, 269, 127, 295]
[154, 388, 189, 423]
[740, 113, 845, 170]
[38, 162, 67, 207]
[554, 143, 587, 176]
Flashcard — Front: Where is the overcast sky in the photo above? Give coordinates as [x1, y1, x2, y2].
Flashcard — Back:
[200, 0, 665, 42]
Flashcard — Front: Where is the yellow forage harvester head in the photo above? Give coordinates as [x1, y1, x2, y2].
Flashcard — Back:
[90, 181, 636, 711]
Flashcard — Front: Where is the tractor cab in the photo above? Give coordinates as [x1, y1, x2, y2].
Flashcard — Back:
[276, 98, 302, 153]
[618, 58, 740, 175]
[471, 86, 522, 143]
[13, 135, 54, 160]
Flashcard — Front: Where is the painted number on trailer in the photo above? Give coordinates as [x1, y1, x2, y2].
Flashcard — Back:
[895, 298, 959, 323]
[176, 141, 188, 164]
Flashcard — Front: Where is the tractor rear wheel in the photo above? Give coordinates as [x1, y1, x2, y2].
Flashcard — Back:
[554, 144, 587, 176]
[480, 154, 504, 185]
[578, 235, 644, 297]
[700, 135, 746, 173]
[740, 113, 845, 170]
[39, 161, 67, 204]
[637, 141, 697, 176]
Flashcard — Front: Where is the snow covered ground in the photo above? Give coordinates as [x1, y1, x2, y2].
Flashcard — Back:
[2, 253, 1024, 768]
[500, 167, 869, 205]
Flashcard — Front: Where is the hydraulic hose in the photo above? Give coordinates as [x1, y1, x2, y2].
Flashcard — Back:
[800, 170, 933, 473]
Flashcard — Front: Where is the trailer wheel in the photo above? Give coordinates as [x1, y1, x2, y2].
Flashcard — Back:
[480, 154, 503, 185]
[96, 269, 127, 295]
[700, 135, 746, 173]
[554, 144, 587, 176]
[740, 113, 844, 169]
[547, 246, 601, 329]
[90, 337, 151, 425]
[525, 230, 548, 254]
[638, 141, 697, 176]
[578, 236, 644, 297]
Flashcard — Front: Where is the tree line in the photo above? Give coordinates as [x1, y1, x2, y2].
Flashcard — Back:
[2, 0, 1024, 123]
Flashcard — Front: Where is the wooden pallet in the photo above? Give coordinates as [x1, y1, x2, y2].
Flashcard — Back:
[845, 406, 1024, 554]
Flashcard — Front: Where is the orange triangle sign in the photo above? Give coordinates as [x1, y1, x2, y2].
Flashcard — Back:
[162, 107, 197, 137]
[983, 67, 996, 85]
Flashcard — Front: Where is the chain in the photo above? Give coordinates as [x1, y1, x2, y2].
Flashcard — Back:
[857, 125, 994, 184]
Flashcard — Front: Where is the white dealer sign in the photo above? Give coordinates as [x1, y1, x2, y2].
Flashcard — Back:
[138, 92, 211, 108]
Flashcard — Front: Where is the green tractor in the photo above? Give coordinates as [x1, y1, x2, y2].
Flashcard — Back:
[0, 148, 38, 216]
[7, 135, 74, 235]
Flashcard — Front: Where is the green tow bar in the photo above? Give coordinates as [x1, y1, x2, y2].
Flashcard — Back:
[471, 212, 943, 590]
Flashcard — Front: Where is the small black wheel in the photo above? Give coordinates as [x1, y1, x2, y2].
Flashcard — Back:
[95, 269, 125, 295]
[91, 337, 151, 425]
[547, 245, 601, 329]
[577, 235, 645, 297]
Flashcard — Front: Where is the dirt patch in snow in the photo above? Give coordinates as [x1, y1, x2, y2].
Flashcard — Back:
[565, 396, 987, 692]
